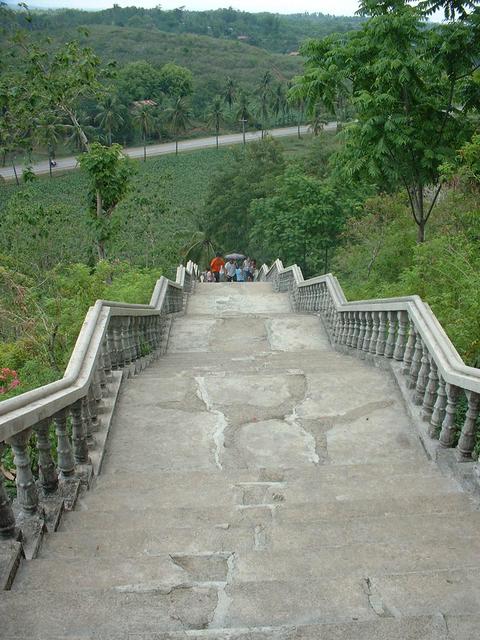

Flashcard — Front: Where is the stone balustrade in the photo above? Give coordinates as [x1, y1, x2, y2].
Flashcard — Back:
[258, 259, 480, 482]
[0, 262, 197, 541]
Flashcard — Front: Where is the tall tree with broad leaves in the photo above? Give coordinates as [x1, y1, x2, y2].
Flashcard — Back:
[293, 0, 480, 242]
[78, 143, 133, 261]
[164, 97, 192, 155]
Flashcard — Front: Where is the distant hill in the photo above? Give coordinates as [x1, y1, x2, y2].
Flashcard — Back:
[42, 25, 304, 114]
[21, 6, 364, 55]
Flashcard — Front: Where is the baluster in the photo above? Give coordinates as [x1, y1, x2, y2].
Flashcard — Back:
[421, 354, 438, 421]
[93, 367, 103, 403]
[106, 327, 116, 372]
[414, 341, 431, 405]
[369, 311, 379, 354]
[33, 419, 58, 493]
[121, 317, 132, 365]
[356, 312, 366, 350]
[133, 316, 142, 360]
[350, 311, 360, 348]
[88, 386, 99, 431]
[438, 384, 461, 447]
[54, 409, 75, 478]
[362, 312, 372, 351]
[393, 310, 408, 361]
[313, 286, 321, 312]
[6, 429, 38, 513]
[0, 445, 16, 538]
[384, 311, 396, 358]
[429, 373, 447, 438]
[402, 322, 416, 374]
[112, 317, 123, 369]
[456, 391, 480, 462]
[376, 311, 387, 356]
[339, 313, 349, 345]
[408, 332, 423, 389]
[82, 395, 94, 447]
[98, 348, 108, 388]
[71, 399, 89, 464]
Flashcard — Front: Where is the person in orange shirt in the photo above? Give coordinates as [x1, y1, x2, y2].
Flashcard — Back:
[210, 253, 225, 283]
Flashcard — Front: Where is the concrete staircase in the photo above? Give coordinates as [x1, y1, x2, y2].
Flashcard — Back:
[3, 282, 480, 639]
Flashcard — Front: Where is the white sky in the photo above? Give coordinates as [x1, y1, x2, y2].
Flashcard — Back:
[22, 1, 363, 17]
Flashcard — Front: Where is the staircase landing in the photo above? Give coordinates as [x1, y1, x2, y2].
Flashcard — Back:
[3, 283, 480, 638]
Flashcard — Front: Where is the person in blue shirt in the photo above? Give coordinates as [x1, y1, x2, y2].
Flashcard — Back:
[235, 262, 245, 282]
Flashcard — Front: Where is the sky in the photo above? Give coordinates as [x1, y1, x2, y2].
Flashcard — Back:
[11, 1, 363, 17]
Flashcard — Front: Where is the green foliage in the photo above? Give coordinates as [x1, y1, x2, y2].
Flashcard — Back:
[333, 189, 480, 365]
[158, 63, 193, 99]
[12, 6, 364, 55]
[295, 4, 480, 241]
[204, 138, 285, 252]
[0, 260, 160, 399]
[250, 165, 344, 275]
[78, 143, 133, 259]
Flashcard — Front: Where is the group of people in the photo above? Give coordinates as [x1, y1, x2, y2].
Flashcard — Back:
[201, 253, 257, 283]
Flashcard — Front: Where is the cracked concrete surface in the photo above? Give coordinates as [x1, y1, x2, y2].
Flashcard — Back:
[4, 282, 480, 639]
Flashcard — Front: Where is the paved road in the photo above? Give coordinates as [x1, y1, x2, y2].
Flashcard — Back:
[0, 124, 336, 181]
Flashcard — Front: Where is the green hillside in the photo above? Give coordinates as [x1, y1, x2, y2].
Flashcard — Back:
[69, 25, 303, 113]
[20, 6, 364, 54]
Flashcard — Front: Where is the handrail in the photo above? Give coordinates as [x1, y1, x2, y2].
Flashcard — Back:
[257, 260, 480, 468]
[0, 262, 197, 539]
[0, 265, 193, 436]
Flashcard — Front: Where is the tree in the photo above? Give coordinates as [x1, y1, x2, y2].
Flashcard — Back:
[33, 112, 63, 177]
[294, 3, 480, 242]
[95, 94, 126, 146]
[116, 61, 163, 104]
[272, 83, 287, 124]
[235, 92, 251, 146]
[164, 97, 192, 155]
[256, 71, 273, 139]
[250, 165, 346, 275]
[132, 103, 156, 162]
[224, 76, 237, 111]
[204, 138, 285, 253]
[78, 143, 133, 261]
[206, 97, 225, 150]
[158, 63, 193, 99]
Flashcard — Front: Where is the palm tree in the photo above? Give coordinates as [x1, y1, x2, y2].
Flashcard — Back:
[256, 91, 270, 140]
[256, 71, 273, 139]
[206, 97, 225, 150]
[132, 103, 156, 162]
[164, 97, 192, 155]
[95, 94, 126, 146]
[224, 76, 237, 111]
[235, 92, 251, 147]
[272, 83, 286, 125]
[181, 230, 217, 270]
[33, 112, 62, 178]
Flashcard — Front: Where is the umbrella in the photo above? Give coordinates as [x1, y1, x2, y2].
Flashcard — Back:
[225, 253, 245, 260]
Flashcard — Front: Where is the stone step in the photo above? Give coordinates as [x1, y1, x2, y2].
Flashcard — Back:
[12, 553, 231, 592]
[3, 571, 480, 637]
[94, 461, 440, 488]
[1, 616, 479, 640]
[38, 524, 480, 576]
[76, 471, 463, 512]
[58, 493, 477, 537]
